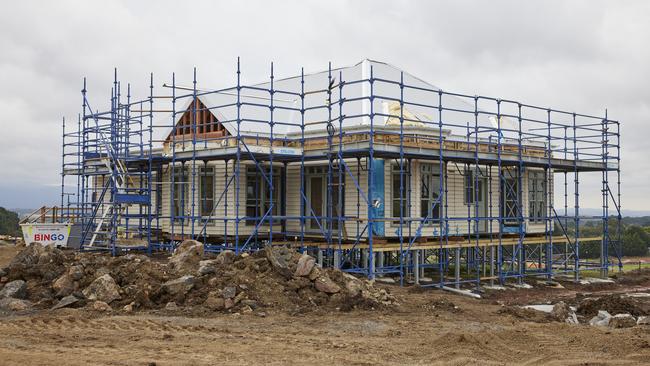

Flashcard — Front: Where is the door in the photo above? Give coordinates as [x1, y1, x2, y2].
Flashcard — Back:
[464, 168, 488, 233]
[306, 168, 344, 232]
[477, 178, 488, 232]
[308, 176, 323, 230]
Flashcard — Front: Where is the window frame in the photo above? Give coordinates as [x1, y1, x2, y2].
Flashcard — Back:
[528, 170, 546, 223]
[171, 166, 188, 223]
[155, 171, 163, 217]
[419, 163, 443, 225]
[500, 168, 521, 226]
[391, 163, 410, 225]
[199, 166, 215, 218]
[464, 168, 486, 205]
[245, 165, 284, 226]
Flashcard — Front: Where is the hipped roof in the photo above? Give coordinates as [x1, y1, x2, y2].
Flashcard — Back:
[155, 59, 502, 143]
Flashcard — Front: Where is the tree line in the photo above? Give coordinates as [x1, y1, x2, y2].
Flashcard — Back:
[554, 217, 650, 258]
[0, 207, 20, 237]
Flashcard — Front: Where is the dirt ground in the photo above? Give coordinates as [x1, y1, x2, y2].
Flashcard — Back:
[0, 245, 649, 366]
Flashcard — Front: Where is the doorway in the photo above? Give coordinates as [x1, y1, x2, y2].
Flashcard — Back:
[464, 168, 489, 233]
[306, 166, 344, 232]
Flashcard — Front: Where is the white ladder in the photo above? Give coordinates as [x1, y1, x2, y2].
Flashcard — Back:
[87, 130, 134, 247]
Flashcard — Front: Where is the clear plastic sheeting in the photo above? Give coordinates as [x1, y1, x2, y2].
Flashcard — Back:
[160, 60, 505, 141]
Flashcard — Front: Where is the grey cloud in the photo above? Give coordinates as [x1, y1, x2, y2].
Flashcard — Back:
[0, 0, 648, 211]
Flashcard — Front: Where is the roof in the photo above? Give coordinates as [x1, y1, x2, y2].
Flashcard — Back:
[154, 60, 508, 144]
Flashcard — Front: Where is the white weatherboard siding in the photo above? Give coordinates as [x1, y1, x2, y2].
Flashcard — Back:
[161, 161, 247, 237]
[285, 159, 369, 240]
[150, 159, 553, 239]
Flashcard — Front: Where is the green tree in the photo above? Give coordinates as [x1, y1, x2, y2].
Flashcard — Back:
[0, 207, 20, 236]
[621, 225, 650, 257]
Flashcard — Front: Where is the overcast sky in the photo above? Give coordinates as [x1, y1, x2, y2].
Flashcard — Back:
[1, 0, 648, 214]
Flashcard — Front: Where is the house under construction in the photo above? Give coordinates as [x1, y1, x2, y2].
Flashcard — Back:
[58, 59, 622, 288]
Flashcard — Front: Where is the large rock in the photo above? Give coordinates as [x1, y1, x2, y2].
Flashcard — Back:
[215, 250, 235, 265]
[345, 278, 363, 297]
[162, 275, 195, 297]
[294, 254, 316, 277]
[10, 243, 65, 267]
[233, 291, 247, 305]
[637, 316, 650, 326]
[9, 244, 50, 266]
[68, 265, 85, 281]
[51, 295, 79, 310]
[5, 244, 65, 282]
[308, 266, 322, 281]
[169, 240, 204, 272]
[82, 274, 121, 303]
[589, 310, 612, 327]
[566, 311, 579, 325]
[52, 273, 75, 297]
[123, 302, 135, 313]
[222, 286, 237, 299]
[91, 301, 112, 312]
[550, 301, 577, 324]
[266, 247, 289, 269]
[0, 280, 27, 299]
[241, 299, 258, 310]
[204, 295, 225, 311]
[551, 301, 569, 320]
[609, 314, 636, 328]
[198, 260, 218, 275]
[0, 298, 32, 311]
[314, 276, 341, 294]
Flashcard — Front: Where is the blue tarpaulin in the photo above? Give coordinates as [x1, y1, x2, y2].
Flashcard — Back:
[370, 159, 385, 236]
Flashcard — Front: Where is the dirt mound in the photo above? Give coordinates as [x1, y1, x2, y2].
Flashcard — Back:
[0, 243, 396, 314]
[421, 297, 461, 313]
[576, 294, 649, 318]
[4, 244, 67, 282]
[497, 306, 554, 323]
[611, 268, 650, 286]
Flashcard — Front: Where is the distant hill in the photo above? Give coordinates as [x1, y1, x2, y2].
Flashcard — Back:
[559, 208, 650, 218]
[621, 216, 650, 227]
[8, 208, 37, 219]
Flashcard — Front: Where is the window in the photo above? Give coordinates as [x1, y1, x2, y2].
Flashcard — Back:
[199, 166, 215, 217]
[420, 164, 442, 223]
[464, 168, 485, 205]
[528, 170, 546, 223]
[155, 171, 163, 216]
[391, 163, 410, 221]
[246, 166, 283, 226]
[172, 166, 188, 222]
[500, 168, 520, 225]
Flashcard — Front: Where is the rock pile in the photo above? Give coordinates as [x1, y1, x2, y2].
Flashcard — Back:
[0, 279, 31, 312]
[588, 310, 643, 328]
[564, 294, 650, 328]
[551, 301, 579, 324]
[576, 294, 646, 319]
[0, 242, 397, 314]
[589, 310, 613, 326]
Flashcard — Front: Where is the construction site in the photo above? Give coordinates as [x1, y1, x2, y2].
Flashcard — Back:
[53, 58, 622, 287]
[2, 59, 649, 365]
